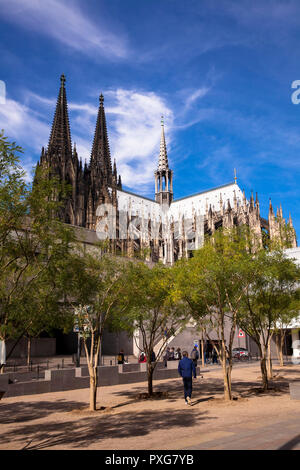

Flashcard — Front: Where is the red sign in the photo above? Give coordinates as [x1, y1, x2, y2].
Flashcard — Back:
[238, 329, 245, 338]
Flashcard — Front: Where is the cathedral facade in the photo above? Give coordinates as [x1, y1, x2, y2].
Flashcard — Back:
[36, 75, 297, 262]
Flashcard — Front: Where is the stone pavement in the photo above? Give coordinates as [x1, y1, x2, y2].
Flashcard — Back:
[1, 363, 299, 450]
[184, 411, 300, 450]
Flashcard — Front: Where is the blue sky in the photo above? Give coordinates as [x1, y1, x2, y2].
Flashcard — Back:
[0, 0, 300, 235]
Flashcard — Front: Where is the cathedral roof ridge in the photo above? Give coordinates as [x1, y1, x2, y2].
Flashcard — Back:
[116, 187, 158, 204]
[173, 182, 238, 202]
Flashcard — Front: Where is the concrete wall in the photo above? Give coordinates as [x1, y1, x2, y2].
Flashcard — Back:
[167, 325, 250, 355]
[102, 330, 133, 356]
[6, 338, 56, 359]
[0, 362, 200, 398]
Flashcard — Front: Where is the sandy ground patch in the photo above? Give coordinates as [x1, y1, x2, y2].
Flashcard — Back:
[1, 363, 299, 450]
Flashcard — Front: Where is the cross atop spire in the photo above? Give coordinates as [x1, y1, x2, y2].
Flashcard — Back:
[234, 168, 237, 184]
[48, 74, 72, 156]
[157, 115, 169, 171]
[90, 93, 112, 184]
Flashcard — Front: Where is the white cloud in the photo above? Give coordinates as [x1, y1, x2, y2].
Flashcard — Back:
[0, 85, 217, 191]
[105, 89, 173, 190]
[0, 0, 128, 59]
[184, 87, 210, 110]
[0, 88, 174, 191]
[0, 98, 50, 181]
[0, 98, 49, 150]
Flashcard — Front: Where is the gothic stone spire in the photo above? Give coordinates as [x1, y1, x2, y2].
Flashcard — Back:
[90, 93, 112, 185]
[155, 117, 173, 205]
[158, 116, 169, 171]
[48, 74, 72, 157]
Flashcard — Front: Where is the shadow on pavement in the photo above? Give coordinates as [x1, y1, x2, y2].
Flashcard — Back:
[0, 407, 215, 450]
[278, 434, 300, 450]
[0, 399, 86, 424]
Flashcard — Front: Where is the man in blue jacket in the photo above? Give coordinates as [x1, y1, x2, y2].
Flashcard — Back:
[178, 351, 197, 405]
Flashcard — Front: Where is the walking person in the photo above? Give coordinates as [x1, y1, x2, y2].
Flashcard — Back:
[212, 348, 218, 364]
[163, 347, 171, 367]
[138, 352, 147, 363]
[178, 351, 197, 405]
[191, 344, 199, 367]
[169, 347, 175, 360]
[117, 349, 125, 364]
[175, 347, 182, 360]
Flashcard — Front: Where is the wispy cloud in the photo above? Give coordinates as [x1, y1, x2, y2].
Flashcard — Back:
[106, 89, 173, 191]
[0, 87, 174, 191]
[0, 98, 49, 151]
[0, 97, 50, 180]
[184, 87, 210, 110]
[0, 0, 129, 59]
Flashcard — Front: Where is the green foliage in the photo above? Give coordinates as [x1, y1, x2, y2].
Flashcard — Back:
[67, 250, 129, 339]
[0, 132, 76, 348]
[120, 261, 187, 364]
[174, 227, 256, 400]
[237, 249, 300, 342]
[174, 227, 251, 331]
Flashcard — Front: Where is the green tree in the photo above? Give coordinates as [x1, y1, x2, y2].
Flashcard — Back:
[66, 250, 129, 411]
[119, 261, 187, 397]
[0, 132, 75, 369]
[174, 228, 252, 401]
[238, 249, 300, 390]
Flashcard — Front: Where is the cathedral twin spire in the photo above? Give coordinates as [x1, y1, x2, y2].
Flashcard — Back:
[90, 93, 113, 185]
[38, 74, 121, 228]
[46, 75, 115, 187]
[48, 74, 72, 158]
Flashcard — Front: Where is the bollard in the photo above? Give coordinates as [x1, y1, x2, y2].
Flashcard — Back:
[57, 364, 60, 370]
[62, 359, 64, 369]
[110, 360, 112, 366]
[36, 365, 39, 380]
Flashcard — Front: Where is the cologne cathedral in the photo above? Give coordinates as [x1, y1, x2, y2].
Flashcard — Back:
[36, 75, 297, 263]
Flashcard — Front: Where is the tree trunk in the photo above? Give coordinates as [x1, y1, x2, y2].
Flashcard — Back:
[275, 332, 285, 367]
[27, 337, 31, 367]
[201, 338, 204, 368]
[221, 343, 232, 401]
[0, 338, 6, 374]
[147, 364, 154, 396]
[260, 353, 269, 391]
[267, 337, 273, 380]
[89, 369, 98, 411]
[222, 360, 232, 401]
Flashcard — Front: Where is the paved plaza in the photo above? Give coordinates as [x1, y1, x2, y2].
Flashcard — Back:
[0, 363, 299, 450]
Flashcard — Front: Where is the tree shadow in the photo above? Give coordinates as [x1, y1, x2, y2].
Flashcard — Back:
[112, 374, 293, 403]
[0, 399, 86, 424]
[191, 397, 214, 406]
[1, 407, 215, 450]
[278, 434, 300, 450]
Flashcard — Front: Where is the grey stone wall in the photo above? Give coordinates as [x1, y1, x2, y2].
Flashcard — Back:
[0, 362, 200, 398]
[6, 338, 56, 359]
